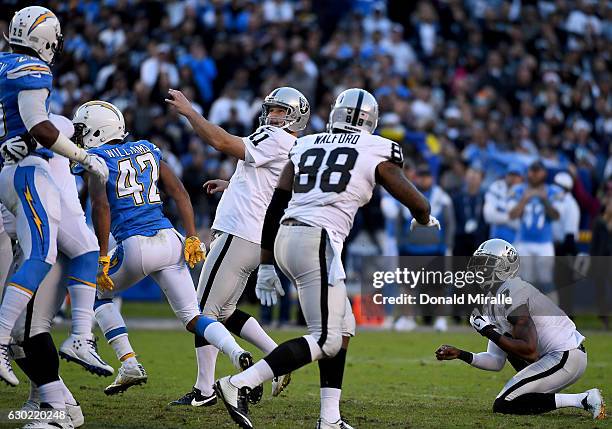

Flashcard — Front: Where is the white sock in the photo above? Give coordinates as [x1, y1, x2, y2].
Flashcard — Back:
[68, 284, 95, 336]
[0, 286, 32, 343]
[195, 345, 218, 396]
[320, 387, 341, 422]
[555, 392, 588, 409]
[240, 317, 277, 354]
[204, 321, 244, 356]
[38, 380, 65, 409]
[230, 359, 274, 389]
[29, 382, 40, 403]
[110, 336, 135, 363]
[0, 230, 12, 295]
[95, 301, 134, 362]
[59, 377, 77, 406]
[123, 356, 139, 367]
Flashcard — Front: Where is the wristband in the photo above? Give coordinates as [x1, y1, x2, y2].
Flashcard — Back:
[458, 350, 473, 364]
[483, 327, 502, 344]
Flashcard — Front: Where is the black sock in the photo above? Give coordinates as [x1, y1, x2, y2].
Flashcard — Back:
[195, 334, 209, 347]
[22, 333, 60, 386]
[493, 393, 557, 415]
[223, 309, 251, 337]
[264, 337, 313, 377]
[319, 347, 347, 389]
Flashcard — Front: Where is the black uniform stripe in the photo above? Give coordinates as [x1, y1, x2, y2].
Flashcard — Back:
[199, 234, 234, 311]
[351, 90, 364, 126]
[24, 290, 37, 340]
[317, 229, 329, 349]
[499, 350, 569, 400]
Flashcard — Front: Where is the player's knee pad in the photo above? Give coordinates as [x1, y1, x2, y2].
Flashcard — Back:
[22, 332, 60, 386]
[319, 332, 342, 358]
[223, 309, 251, 336]
[10, 258, 52, 293]
[67, 250, 99, 288]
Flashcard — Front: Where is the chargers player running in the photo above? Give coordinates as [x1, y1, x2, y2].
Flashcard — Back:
[436, 238, 605, 420]
[0, 6, 110, 391]
[214, 88, 438, 429]
[72, 101, 254, 396]
[165, 87, 308, 406]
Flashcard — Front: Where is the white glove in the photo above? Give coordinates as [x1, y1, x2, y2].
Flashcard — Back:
[1, 135, 32, 163]
[469, 308, 496, 335]
[81, 153, 109, 182]
[410, 215, 441, 231]
[255, 264, 285, 307]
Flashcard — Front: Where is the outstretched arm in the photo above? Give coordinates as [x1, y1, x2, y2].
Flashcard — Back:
[376, 161, 430, 225]
[165, 89, 245, 160]
[436, 340, 507, 371]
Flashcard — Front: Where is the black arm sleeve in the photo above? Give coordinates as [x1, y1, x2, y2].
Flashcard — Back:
[261, 188, 292, 252]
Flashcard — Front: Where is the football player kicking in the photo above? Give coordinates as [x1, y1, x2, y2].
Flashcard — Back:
[71, 101, 255, 395]
[165, 87, 309, 406]
[214, 88, 439, 429]
[436, 238, 605, 420]
[0, 5, 111, 399]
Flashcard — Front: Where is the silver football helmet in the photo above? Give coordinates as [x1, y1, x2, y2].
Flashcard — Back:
[328, 88, 379, 134]
[467, 239, 520, 292]
[259, 87, 310, 132]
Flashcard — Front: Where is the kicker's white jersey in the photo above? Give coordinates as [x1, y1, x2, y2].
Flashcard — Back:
[283, 131, 403, 245]
[212, 126, 296, 244]
[483, 277, 584, 357]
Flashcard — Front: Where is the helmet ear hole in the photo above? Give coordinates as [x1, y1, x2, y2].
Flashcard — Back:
[93, 130, 100, 137]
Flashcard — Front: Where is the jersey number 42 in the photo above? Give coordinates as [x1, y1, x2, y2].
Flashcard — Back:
[116, 153, 161, 206]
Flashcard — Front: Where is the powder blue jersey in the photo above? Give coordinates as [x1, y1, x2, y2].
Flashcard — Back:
[0, 52, 54, 159]
[73, 140, 172, 243]
[510, 184, 561, 244]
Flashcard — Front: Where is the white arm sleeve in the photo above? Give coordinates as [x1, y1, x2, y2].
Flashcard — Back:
[470, 340, 507, 371]
[18, 89, 50, 131]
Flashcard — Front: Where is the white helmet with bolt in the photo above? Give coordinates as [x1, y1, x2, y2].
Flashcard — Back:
[259, 87, 310, 132]
[7, 6, 63, 65]
[328, 88, 379, 134]
[73, 101, 127, 149]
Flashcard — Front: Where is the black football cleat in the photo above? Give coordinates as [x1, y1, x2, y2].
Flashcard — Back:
[237, 352, 263, 405]
[215, 376, 253, 429]
[169, 387, 217, 407]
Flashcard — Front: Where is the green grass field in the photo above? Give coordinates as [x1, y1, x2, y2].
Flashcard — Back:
[0, 304, 610, 429]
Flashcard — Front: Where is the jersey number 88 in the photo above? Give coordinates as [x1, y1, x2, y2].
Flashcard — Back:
[294, 147, 358, 194]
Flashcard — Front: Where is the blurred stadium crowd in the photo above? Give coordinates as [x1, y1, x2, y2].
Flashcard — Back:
[1, 0, 610, 271]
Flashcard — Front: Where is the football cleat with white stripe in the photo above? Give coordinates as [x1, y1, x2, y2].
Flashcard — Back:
[59, 334, 113, 377]
[215, 376, 253, 429]
[0, 343, 19, 386]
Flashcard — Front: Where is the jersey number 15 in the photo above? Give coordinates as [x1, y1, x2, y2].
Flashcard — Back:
[116, 153, 161, 205]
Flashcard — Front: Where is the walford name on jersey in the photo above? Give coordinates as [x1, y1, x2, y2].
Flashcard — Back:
[103, 143, 152, 158]
[314, 133, 361, 145]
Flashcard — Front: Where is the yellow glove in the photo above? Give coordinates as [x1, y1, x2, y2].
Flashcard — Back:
[97, 256, 114, 291]
[184, 236, 206, 268]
